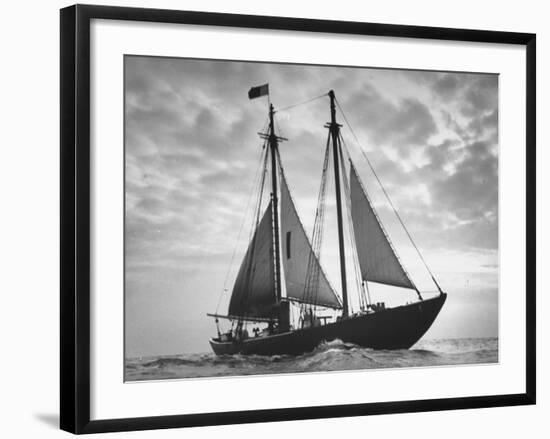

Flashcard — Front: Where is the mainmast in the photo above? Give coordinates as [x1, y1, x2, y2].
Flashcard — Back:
[268, 103, 282, 303]
[328, 90, 349, 318]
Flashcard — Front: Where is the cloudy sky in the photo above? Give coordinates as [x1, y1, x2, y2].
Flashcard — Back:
[124, 55, 498, 358]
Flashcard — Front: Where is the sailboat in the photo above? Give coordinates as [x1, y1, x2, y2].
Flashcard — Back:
[207, 87, 446, 356]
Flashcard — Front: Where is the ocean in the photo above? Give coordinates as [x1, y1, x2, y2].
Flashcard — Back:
[125, 337, 498, 381]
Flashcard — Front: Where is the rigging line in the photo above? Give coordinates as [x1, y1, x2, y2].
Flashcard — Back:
[275, 148, 341, 310]
[338, 137, 367, 311]
[302, 133, 331, 310]
[311, 138, 331, 308]
[276, 93, 328, 113]
[215, 139, 268, 314]
[339, 144, 364, 311]
[247, 120, 271, 246]
[238, 141, 270, 323]
[363, 280, 372, 308]
[238, 117, 269, 237]
[309, 145, 329, 308]
[335, 98, 442, 295]
[275, 119, 285, 143]
[303, 143, 325, 307]
[254, 146, 270, 229]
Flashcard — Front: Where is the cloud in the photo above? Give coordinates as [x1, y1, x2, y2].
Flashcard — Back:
[433, 73, 461, 98]
[125, 57, 499, 259]
[344, 83, 438, 157]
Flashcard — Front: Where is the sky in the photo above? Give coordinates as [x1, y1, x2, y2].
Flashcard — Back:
[124, 55, 498, 358]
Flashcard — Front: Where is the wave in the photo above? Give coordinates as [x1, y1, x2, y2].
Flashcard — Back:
[125, 337, 498, 381]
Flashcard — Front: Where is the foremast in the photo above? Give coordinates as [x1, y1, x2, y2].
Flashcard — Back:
[268, 104, 282, 303]
[259, 102, 290, 329]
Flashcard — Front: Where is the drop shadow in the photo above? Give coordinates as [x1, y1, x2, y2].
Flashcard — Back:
[34, 413, 59, 429]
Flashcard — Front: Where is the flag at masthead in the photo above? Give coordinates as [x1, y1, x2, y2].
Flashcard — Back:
[248, 84, 269, 100]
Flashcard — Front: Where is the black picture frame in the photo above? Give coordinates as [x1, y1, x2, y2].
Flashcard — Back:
[60, 4, 536, 434]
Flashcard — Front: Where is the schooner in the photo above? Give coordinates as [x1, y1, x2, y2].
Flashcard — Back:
[207, 86, 446, 356]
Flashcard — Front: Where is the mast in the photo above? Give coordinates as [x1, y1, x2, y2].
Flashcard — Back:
[328, 90, 349, 318]
[268, 103, 282, 303]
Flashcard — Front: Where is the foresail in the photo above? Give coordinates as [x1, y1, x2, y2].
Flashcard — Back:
[280, 174, 342, 309]
[350, 163, 415, 290]
[228, 201, 277, 318]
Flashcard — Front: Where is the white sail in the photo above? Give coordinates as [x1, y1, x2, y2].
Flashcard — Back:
[280, 174, 342, 309]
[228, 201, 277, 318]
[350, 163, 415, 289]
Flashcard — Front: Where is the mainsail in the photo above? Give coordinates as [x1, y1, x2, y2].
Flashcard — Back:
[350, 162, 415, 290]
[228, 201, 277, 318]
[280, 174, 342, 309]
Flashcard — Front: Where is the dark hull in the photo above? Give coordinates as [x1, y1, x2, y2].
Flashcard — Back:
[210, 293, 446, 355]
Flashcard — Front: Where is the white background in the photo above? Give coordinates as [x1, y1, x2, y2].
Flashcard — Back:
[0, 0, 547, 438]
